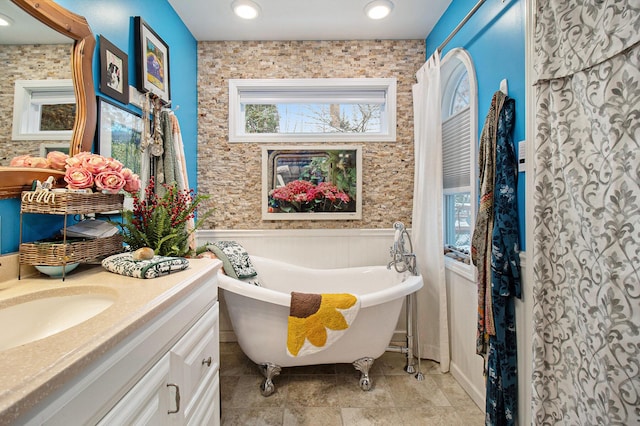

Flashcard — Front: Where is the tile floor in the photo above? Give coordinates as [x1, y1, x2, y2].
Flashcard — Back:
[220, 342, 485, 425]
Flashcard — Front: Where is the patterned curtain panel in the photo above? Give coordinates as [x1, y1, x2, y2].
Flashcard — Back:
[532, 1, 640, 424]
[533, 0, 640, 82]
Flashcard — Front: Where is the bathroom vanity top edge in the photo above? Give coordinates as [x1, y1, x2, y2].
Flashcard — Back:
[0, 258, 222, 424]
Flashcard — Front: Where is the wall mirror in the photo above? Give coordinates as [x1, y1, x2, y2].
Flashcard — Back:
[0, 0, 96, 198]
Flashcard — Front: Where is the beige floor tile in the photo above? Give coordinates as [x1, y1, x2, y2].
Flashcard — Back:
[455, 403, 486, 425]
[335, 375, 395, 408]
[283, 407, 342, 426]
[374, 351, 412, 376]
[341, 407, 403, 425]
[229, 375, 289, 409]
[221, 351, 260, 377]
[385, 375, 451, 407]
[285, 375, 342, 407]
[397, 406, 465, 426]
[430, 373, 479, 407]
[221, 407, 284, 426]
[219, 341, 485, 425]
[220, 375, 240, 410]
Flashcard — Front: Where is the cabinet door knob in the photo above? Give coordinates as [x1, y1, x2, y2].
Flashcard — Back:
[167, 383, 181, 414]
[202, 356, 212, 367]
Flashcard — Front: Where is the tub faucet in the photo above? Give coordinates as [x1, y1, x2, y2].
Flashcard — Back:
[388, 222, 417, 275]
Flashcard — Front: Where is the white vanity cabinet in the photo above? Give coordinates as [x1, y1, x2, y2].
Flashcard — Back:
[98, 304, 220, 425]
[16, 262, 221, 426]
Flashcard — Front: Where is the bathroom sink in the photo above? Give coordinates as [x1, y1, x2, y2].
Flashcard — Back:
[0, 291, 116, 351]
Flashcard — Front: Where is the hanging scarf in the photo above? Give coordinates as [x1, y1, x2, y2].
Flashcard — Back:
[471, 90, 506, 357]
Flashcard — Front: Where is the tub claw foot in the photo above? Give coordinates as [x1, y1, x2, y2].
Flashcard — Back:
[353, 357, 374, 391]
[258, 363, 281, 397]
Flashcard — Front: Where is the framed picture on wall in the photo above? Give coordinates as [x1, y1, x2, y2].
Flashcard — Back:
[262, 145, 362, 221]
[96, 97, 143, 177]
[134, 17, 171, 104]
[98, 35, 129, 104]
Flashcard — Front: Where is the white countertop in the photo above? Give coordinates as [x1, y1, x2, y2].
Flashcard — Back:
[0, 258, 221, 425]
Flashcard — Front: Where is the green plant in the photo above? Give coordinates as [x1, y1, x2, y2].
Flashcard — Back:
[114, 177, 210, 257]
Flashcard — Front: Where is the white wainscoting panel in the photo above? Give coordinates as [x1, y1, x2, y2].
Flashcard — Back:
[197, 228, 394, 268]
[445, 251, 529, 412]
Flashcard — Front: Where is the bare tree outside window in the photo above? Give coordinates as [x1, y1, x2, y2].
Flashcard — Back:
[244, 103, 381, 134]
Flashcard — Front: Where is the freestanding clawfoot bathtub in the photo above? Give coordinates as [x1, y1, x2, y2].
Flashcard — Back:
[217, 255, 423, 396]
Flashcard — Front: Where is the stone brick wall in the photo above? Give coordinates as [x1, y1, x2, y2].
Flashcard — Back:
[197, 40, 424, 229]
[0, 44, 71, 165]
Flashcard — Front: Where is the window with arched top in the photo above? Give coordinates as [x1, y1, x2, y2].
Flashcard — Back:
[440, 48, 477, 277]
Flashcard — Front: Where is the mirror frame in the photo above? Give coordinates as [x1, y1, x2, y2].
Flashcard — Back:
[0, 0, 96, 199]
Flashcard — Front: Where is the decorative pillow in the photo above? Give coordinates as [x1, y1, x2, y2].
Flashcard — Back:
[206, 241, 257, 280]
[102, 252, 189, 279]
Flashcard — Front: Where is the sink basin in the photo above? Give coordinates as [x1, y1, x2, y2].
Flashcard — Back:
[0, 291, 116, 351]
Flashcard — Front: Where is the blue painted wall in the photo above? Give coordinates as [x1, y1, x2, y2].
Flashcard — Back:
[0, 0, 197, 253]
[427, 0, 526, 247]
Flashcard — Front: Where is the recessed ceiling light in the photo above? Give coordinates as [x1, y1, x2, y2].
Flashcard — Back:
[232, 0, 261, 20]
[364, 0, 394, 20]
[0, 13, 14, 26]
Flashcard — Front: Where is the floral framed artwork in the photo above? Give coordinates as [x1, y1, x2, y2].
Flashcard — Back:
[96, 97, 143, 177]
[134, 17, 170, 104]
[99, 35, 129, 104]
[262, 145, 362, 220]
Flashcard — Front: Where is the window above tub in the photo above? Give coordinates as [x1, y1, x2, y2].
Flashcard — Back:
[228, 78, 397, 142]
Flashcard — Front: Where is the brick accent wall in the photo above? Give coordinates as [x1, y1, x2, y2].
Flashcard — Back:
[197, 40, 424, 229]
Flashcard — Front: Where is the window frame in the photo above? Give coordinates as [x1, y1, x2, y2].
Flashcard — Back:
[440, 48, 478, 280]
[228, 78, 397, 142]
[12, 79, 75, 141]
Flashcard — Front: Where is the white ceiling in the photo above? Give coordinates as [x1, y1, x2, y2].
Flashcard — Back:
[0, 0, 71, 44]
[168, 0, 452, 41]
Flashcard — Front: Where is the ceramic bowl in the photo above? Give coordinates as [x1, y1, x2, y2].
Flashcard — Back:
[35, 263, 80, 277]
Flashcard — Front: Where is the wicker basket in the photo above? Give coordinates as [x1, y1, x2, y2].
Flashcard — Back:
[20, 191, 124, 215]
[19, 234, 124, 266]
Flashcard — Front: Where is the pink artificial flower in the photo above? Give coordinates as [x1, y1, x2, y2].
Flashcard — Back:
[65, 157, 82, 168]
[123, 171, 141, 194]
[10, 155, 32, 167]
[94, 170, 126, 194]
[120, 167, 134, 180]
[82, 154, 109, 174]
[46, 151, 68, 171]
[65, 152, 88, 168]
[64, 166, 94, 190]
[29, 157, 50, 168]
[106, 157, 124, 172]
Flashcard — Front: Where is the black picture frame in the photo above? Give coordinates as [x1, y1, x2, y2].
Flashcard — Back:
[134, 17, 171, 104]
[99, 35, 129, 104]
[96, 97, 144, 177]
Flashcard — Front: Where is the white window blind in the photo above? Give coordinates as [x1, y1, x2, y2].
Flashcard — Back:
[239, 89, 387, 105]
[442, 106, 471, 189]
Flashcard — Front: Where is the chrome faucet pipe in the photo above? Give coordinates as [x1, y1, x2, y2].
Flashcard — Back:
[388, 222, 417, 276]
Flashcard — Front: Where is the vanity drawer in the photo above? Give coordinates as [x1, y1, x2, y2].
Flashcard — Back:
[170, 302, 219, 420]
[187, 370, 220, 426]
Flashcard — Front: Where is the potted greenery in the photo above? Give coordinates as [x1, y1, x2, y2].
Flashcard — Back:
[115, 177, 210, 257]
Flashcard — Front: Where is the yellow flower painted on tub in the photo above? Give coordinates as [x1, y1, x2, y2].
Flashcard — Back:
[287, 292, 359, 357]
